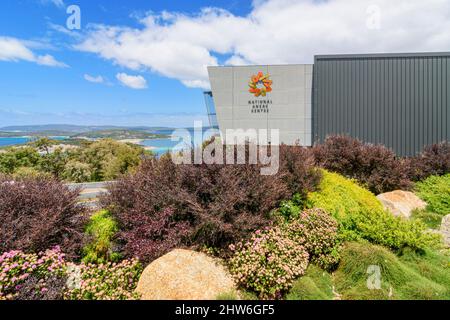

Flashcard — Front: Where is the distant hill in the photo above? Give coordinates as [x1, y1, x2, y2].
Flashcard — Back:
[72, 129, 170, 140]
[0, 124, 176, 134]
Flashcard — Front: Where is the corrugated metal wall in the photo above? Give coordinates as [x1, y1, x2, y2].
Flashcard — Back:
[313, 53, 450, 156]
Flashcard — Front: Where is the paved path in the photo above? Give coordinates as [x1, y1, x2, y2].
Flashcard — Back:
[66, 181, 115, 208]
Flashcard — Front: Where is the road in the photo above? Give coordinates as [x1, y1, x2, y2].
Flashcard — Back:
[67, 181, 115, 208]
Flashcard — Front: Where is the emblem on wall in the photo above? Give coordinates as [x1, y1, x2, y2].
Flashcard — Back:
[248, 72, 273, 97]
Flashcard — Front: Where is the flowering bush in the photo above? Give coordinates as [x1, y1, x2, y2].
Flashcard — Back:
[1, 246, 142, 300]
[229, 227, 309, 299]
[0, 247, 66, 300]
[64, 259, 142, 300]
[284, 208, 340, 270]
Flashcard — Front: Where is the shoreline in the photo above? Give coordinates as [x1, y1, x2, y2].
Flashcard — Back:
[0, 136, 160, 151]
[117, 139, 157, 151]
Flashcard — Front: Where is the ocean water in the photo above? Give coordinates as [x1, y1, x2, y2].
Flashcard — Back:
[142, 128, 220, 156]
[0, 136, 67, 147]
[0, 137, 32, 147]
[0, 129, 219, 156]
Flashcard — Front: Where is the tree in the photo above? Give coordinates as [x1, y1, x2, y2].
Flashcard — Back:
[63, 160, 92, 182]
[33, 137, 54, 155]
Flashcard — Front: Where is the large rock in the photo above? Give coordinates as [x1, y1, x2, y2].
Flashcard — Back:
[376, 190, 427, 218]
[440, 214, 450, 247]
[136, 249, 236, 300]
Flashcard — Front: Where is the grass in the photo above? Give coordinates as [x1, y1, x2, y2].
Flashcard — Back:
[415, 174, 450, 215]
[286, 264, 333, 300]
[411, 209, 443, 230]
[216, 291, 238, 300]
[333, 242, 450, 300]
[216, 290, 258, 300]
[82, 210, 121, 264]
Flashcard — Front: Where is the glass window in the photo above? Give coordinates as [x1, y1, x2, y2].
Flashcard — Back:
[203, 91, 219, 129]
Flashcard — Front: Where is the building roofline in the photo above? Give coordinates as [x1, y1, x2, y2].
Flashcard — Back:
[315, 51, 450, 60]
[207, 63, 313, 69]
[207, 52, 450, 70]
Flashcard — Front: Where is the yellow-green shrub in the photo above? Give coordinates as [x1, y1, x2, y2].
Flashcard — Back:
[82, 210, 121, 264]
[306, 170, 439, 251]
[306, 170, 383, 221]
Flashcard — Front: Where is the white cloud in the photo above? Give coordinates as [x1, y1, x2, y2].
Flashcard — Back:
[0, 36, 67, 67]
[84, 74, 105, 84]
[76, 0, 450, 89]
[35, 54, 67, 67]
[116, 73, 147, 89]
[40, 0, 65, 8]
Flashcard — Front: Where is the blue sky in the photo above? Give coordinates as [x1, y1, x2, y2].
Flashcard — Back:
[0, 0, 252, 127]
[1, 0, 449, 127]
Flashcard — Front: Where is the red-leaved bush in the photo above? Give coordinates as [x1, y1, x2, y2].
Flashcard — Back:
[407, 141, 450, 181]
[101, 144, 321, 263]
[0, 176, 86, 259]
[313, 135, 412, 194]
[117, 207, 191, 264]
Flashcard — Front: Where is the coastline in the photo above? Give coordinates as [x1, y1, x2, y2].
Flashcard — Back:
[0, 136, 162, 152]
[118, 139, 157, 151]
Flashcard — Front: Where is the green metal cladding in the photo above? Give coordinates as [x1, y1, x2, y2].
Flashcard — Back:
[313, 52, 450, 156]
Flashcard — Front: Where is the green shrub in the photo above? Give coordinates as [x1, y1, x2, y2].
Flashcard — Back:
[415, 174, 450, 215]
[63, 160, 92, 183]
[276, 193, 303, 221]
[229, 227, 309, 299]
[12, 167, 52, 179]
[283, 208, 341, 271]
[0, 146, 40, 174]
[307, 170, 439, 251]
[411, 209, 443, 230]
[82, 210, 121, 264]
[334, 242, 450, 300]
[286, 265, 333, 300]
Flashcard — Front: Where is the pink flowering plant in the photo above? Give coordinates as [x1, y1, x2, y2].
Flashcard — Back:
[229, 227, 309, 299]
[0, 246, 66, 300]
[64, 259, 142, 300]
[284, 208, 341, 271]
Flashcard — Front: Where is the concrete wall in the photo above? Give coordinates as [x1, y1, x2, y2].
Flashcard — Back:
[208, 65, 313, 146]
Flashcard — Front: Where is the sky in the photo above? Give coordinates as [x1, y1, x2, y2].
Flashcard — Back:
[1, 0, 450, 127]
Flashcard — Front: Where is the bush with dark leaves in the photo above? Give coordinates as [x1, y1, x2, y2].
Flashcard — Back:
[15, 274, 67, 300]
[407, 142, 450, 181]
[0, 176, 86, 258]
[313, 135, 411, 194]
[101, 144, 321, 263]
